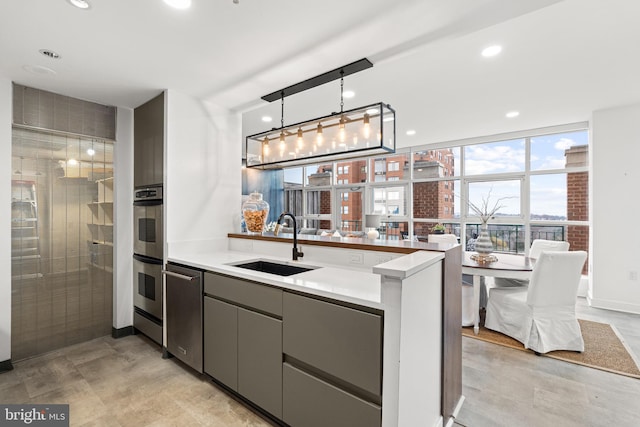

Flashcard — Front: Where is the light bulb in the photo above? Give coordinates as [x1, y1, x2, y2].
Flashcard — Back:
[86, 148, 95, 156]
[363, 113, 370, 139]
[279, 131, 285, 150]
[262, 137, 269, 156]
[339, 115, 346, 142]
[353, 134, 358, 145]
[316, 123, 323, 145]
[297, 128, 304, 149]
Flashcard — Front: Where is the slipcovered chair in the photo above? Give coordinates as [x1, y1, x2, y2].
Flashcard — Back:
[492, 239, 570, 288]
[484, 250, 588, 353]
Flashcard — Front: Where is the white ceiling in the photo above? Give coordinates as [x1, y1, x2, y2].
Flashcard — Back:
[2, 0, 640, 148]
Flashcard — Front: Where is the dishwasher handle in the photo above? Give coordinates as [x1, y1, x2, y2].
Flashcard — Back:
[162, 270, 197, 281]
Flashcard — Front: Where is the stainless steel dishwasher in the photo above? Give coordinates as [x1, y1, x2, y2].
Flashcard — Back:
[163, 263, 203, 373]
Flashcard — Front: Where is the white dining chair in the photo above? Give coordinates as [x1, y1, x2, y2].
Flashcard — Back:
[484, 250, 588, 353]
[492, 239, 570, 288]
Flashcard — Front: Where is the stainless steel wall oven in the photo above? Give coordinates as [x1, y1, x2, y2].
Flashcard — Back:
[133, 186, 163, 345]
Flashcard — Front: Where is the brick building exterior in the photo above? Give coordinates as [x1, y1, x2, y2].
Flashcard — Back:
[413, 150, 456, 236]
[565, 145, 589, 273]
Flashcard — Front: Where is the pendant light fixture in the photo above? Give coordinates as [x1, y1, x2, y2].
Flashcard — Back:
[246, 58, 395, 169]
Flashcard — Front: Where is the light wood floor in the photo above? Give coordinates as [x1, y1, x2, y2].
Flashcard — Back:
[455, 298, 640, 427]
[1, 298, 639, 426]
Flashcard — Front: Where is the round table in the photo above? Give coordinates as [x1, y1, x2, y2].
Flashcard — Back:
[462, 252, 534, 334]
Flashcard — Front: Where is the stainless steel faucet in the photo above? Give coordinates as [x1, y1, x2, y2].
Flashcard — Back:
[274, 212, 304, 261]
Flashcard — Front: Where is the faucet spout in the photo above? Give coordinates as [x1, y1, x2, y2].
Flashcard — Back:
[276, 212, 304, 261]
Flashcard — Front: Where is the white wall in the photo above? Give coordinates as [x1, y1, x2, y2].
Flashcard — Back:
[165, 90, 241, 250]
[114, 107, 134, 329]
[0, 78, 11, 362]
[590, 103, 640, 314]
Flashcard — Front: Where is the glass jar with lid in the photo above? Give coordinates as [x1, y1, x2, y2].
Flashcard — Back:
[242, 192, 269, 235]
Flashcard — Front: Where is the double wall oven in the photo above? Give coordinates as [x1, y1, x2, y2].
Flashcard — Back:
[133, 186, 164, 345]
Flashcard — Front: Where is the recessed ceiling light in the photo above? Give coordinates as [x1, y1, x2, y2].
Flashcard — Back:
[481, 45, 502, 58]
[22, 65, 57, 75]
[68, 0, 90, 9]
[39, 49, 61, 59]
[505, 111, 520, 118]
[163, 0, 191, 9]
[406, 130, 416, 136]
[261, 116, 272, 123]
[343, 90, 355, 99]
[87, 148, 96, 156]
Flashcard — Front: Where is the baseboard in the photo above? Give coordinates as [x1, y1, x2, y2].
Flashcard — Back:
[445, 395, 465, 427]
[111, 325, 135, 339]
[0, 359, 14, 373]
[588, 297, 640, 315]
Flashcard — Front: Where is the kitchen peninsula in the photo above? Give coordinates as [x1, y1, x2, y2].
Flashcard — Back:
[167, 233, 462, 427]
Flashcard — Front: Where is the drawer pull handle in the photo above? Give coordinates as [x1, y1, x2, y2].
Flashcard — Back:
[162, 270, 196, 281]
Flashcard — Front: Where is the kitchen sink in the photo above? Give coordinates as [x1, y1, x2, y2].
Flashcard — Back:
[231, 260, 318, 276]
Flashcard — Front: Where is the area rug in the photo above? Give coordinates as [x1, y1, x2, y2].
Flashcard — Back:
[462, 319, 640, 379]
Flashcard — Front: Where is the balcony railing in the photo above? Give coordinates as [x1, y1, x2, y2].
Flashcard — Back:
[450, 224, 566, 253]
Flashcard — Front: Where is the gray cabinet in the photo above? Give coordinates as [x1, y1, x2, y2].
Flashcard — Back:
[283, 292, 382, 397]
[203, 297, 237, 390]
[238, 308, 282, 418]
[203, 272, 283, 418]
[283, 363, 381, 427]
[282, 292, 382, 427]
[134, 93, 164, 188]
[203, 272, 383, 427]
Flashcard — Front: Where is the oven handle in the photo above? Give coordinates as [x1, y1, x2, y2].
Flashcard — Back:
[133, 254, 163, 264]
[162, 270, 197, 281]
[134, 199, 163, 207]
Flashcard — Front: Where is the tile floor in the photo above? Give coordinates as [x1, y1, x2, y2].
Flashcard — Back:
[1, 298, 639, 426]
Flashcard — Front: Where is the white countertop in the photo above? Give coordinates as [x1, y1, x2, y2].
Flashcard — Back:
[168, 250, 385, 310]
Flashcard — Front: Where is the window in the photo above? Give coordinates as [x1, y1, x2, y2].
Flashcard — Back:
[531, 131, 588, 171]
[530, 174, 572, 220]
[336, 160, 366, 184]
[464, 139, 525, 175]
[306, 164, 332, 186]
[337, 189, 363, 232]
[370, 154, 409, 181]
[372, 186, 407, 216]
[466, 180, 521, 218]
[273, 126, 588, 248]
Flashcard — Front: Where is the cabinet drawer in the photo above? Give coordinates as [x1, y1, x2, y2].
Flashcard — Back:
[283, 363, 381, 427]
[283, 292, 382, 397]
[204, 272, 282, 317]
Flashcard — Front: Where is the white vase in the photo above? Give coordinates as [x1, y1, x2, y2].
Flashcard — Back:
[475, 222, 494, 256]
